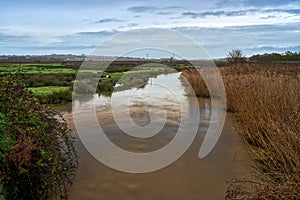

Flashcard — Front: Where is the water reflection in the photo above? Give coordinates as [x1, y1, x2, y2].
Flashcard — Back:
[66, 72, 250, 199]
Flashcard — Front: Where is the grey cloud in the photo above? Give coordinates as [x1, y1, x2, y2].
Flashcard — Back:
[224, 22, 300, 32]
[118, 23, 139, 29]
[260, 15, 276, 20]
[127, 5, 182, 15]
[94, 18, 124, 23]
[243, 0, 299, 7]
[182, 10, 254, 18]
[128, 23, 138, 27]
[172, 22, 300, 57]
[181, 12, 198, 18]
[277, 8, 300, 14]
[215, 0, 244, 8]
[245, 45, 300, 52]
[157, 11, 173, 15]
[162, 6, 183, 10]
[127, 6, 157, 13]
[0, 33, 31, 42]
[182, 8, 300, 19]
[260, 8, 300, 15]
[216, 0, 299, 8]
[76, 30, 119, 36]
[22, 45, 97, 50]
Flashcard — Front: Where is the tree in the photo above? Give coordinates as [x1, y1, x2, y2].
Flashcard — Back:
[227, 49, 246, 63]
[0, 75, 78, 200]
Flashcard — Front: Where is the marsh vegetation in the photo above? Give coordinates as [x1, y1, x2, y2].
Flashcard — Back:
[182, 63, 300, 199]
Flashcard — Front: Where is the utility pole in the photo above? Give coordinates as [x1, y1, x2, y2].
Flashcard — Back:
[146, 53, 148, 60]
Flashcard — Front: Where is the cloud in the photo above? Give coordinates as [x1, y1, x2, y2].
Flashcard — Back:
[182, 9, 256, 18]
[182, 7, 300, 19]
[258, 8, 300, 15]
[127, 5, 181, 15]
[181, 12, 198, 18]
[76, 30, 119, 36]
[157, 11, 173, 15]
[224, 22, 300, 32]
[117, 23, 139, 29]
[243, 0, 300, 7]
[245, 45, 300, 53]
[172, 22, 300, 57]
[21, 45, 97, 50]
[260, 15, 276, 20]
[162, 6, 183, 10]
[214, 0, 244, 8]
[0, 32, 31, 43]
[127, 6, 157, 13]
[0, 44, 97, 55]
[279, 8, 300, 15]
[216, 0, 300, 8]
[94, 18, 124, 23]
[128, 23, 138, 27]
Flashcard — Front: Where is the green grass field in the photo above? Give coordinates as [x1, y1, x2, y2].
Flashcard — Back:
[0, 63, 75, 74]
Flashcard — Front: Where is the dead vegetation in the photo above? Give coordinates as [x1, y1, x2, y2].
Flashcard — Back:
[182, 63, 300, 199]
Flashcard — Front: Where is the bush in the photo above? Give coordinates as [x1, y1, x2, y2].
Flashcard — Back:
[227, 49, 246, 63]
[0, 75, 78, 200]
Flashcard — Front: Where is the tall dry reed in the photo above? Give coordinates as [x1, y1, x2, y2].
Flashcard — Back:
[182, 63, 300, 199]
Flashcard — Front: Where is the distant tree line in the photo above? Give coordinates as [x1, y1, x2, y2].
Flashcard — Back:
[249, 51, 300, 62]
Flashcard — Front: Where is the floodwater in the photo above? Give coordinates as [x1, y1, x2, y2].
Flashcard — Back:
[57, 73, 250, 200]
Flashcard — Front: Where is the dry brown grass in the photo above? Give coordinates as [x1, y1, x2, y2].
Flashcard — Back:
[182, 63, 300, 199]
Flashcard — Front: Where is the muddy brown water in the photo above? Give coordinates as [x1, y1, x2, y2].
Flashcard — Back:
[55, 73, 251, 200]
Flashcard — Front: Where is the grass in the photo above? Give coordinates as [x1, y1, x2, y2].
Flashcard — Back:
[182, 63, 300, 199]
[28, 86, 70, 95]
[0, 63, 75, 74]
[28, 86, 72, 104]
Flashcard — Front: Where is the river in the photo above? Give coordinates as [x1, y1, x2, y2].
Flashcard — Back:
[56, 72, 250, 200]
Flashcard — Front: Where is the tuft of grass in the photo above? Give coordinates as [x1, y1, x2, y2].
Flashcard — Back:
[28, 86, 72, 104]
[182, 63, 300, 199]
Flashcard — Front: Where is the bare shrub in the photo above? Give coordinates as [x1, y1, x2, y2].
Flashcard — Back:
[227, 49, 246, 63]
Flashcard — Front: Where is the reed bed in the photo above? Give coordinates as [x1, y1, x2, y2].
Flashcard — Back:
[182, 63, 300, 199]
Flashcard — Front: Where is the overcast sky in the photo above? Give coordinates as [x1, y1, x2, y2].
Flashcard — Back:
[1, 0, 300, 58]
